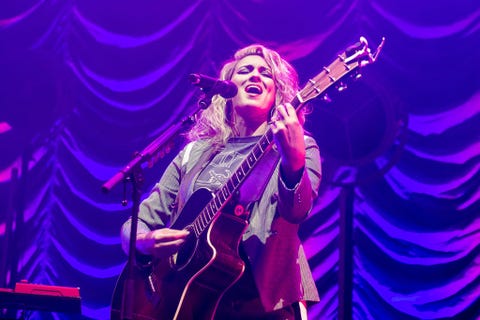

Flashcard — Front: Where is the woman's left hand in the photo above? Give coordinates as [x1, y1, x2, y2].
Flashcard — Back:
[270, 103, 305, 185]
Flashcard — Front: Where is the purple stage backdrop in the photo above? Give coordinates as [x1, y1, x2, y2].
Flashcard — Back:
[0, 1, 479, 319]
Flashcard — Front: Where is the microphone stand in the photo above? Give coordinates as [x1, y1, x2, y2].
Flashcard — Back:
[102, 92, 215, 320]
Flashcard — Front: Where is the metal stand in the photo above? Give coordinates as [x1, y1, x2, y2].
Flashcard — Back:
[115, 168, 141, 320]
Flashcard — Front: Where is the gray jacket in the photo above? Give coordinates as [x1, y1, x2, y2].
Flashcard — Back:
[122, 135, 322, 311]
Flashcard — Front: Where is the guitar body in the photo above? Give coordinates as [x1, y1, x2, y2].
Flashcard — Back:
[111, 188, 249, 320]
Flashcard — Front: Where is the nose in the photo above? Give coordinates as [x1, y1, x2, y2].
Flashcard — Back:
[249, 69, 262, 82]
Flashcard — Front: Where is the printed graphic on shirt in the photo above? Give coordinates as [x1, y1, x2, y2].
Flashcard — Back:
[194, 138, 258, 192]
[202, 169, 232, 187]
[195, 150, 245, 189]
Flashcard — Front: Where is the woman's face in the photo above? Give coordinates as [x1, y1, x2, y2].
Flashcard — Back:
[229, 55, 276, 119]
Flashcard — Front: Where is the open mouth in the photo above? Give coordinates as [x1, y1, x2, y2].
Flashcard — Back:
[245, 84, 263, 95]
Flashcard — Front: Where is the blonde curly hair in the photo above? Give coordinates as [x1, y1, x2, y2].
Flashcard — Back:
[187, 44, 301, 147]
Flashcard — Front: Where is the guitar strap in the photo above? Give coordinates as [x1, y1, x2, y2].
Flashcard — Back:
[236, 146, 280, 205]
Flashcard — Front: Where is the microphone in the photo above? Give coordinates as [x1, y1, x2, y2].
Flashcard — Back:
[189, 73, 238, 98]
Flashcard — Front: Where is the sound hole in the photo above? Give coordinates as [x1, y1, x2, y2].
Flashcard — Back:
[170, 226, 197, 271]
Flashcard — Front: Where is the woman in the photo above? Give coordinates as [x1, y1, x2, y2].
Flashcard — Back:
[121, 44, 322, 319]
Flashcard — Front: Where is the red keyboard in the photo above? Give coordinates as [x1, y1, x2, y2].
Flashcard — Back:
[0, 281, 81, 314]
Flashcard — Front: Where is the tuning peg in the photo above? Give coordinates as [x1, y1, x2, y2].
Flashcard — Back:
[336, 82, 347, 92]
[322, 94, 332, 103]
[354, 73, 362, 80]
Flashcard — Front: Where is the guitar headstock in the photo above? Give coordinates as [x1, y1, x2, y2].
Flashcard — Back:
[297, 36, 385, 105]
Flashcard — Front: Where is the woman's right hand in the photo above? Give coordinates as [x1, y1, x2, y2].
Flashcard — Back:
[136, 228, 190, 259]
